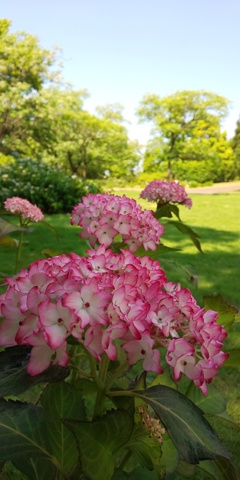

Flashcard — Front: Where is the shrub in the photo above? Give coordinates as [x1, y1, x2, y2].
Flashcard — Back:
[0, 159, 100, 214]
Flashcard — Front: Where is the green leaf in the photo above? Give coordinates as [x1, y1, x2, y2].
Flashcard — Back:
[186, 383, 227, 415]
[169, 204, 182, 221]
[0, 399, 53, 462]
[74, 377, 98, 396]
[0, 235, 18, 247]
[0, 346, 70, 397]
[131, 385, 230, 464]
[113, 466, 159, 479]
[203, 294, 238, 329]
[40, 220, 58, 239]
[167, 220, 203, 253]
[223, 349, 240, 368]
[213, 456, 238, 480]
[0, 217, 27, 238]
[64, 410, 134, 480]
[159, 435, 179, 473]
[124, 424, 163, 475]
[154, 204, 173, 219]
[154, 203, 182, 222]
[41, 381, 85, 474]
[13, 456, 56, 480]
[42, 249, 62, 258]
[197, 456, 238, 480]
[135, 243, 181, 259]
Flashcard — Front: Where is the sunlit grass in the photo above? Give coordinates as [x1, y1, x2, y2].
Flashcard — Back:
[114, 191, 240, 306]
[0, 191, 240, 477]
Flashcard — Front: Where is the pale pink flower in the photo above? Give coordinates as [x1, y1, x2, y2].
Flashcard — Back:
[0, 246, 228, 392]
[71, 193, 164, 252]
[4, 197, 44, 222]
[140, 180, 192, 208]
[122, 331, 162, 374]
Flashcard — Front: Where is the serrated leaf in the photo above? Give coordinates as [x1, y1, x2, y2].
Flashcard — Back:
[131, 385, 230, 464]
[167, 220, 203, 253]
[64, 410, 134, 480]
[203, 294, 238, 329]
[159, 435, 179, 473]
[0, 399, 54, 462]
[0, 346, 70, 397]
[41, 381, 85, 474]
[125, 424, 163, 474]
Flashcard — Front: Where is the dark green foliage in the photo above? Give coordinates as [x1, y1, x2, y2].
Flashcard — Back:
[0, 158, 100, 213]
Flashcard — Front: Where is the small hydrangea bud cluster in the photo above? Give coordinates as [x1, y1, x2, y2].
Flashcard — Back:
[4, 197, 44, 223]
[140, 181, 192, 209]
[71, 193, 164, 252]
[137, 406, 166, 443]
[0, 245, 228, 394]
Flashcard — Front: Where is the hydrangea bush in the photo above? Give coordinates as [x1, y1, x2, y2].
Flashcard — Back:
[0, 191, 236, 480]
[4, 196, 44, 224]
[140, 179, 192, 209]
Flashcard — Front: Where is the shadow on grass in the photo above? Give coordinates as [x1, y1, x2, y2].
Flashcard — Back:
[0, 218, 239, 306]
[151, 222, 239, 306]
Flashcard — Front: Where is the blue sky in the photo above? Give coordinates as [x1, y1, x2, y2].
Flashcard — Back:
[1, 0, 240, 145]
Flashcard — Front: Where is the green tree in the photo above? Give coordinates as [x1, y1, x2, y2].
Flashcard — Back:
[231, 119, 240, 178]
[138, 90, 233, 181]
[43, 92, 139, 179]
[0, 19, 58, 161]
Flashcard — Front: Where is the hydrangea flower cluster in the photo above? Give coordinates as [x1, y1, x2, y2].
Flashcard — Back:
[140, 181, 192, 209]
[71, 193, 164, 252]
[4, 196, 44, 223]
[0, 245, 228, 394]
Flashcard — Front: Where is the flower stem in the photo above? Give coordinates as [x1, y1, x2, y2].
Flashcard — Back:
[93, 353, 110, 418]
[15, 229, 24, 273]
[105, 361, 129, 390]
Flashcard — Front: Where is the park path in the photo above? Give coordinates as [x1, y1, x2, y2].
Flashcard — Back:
[116, 181, 240, 194]
[186, 181, 240, 194]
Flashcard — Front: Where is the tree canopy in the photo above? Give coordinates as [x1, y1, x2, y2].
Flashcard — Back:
[138, 90, 234, 181]
[0, 19, 58, 160]
[0, 19, 140, 180]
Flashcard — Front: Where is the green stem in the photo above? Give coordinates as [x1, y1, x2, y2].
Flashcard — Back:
[15, 230, 24, 273]
[93, 353, 110, 418]
[98, 353, 110, 386]
[105, 361, 129, 391]
[118, 449, 133, 470]
[106, 389, 135, 398]
[86, 350, 99, 384]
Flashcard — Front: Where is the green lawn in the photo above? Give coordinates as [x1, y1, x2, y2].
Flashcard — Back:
[1, 192, 239, 306]
[0, 191, 240, 479]
[114, 190, 240, 307]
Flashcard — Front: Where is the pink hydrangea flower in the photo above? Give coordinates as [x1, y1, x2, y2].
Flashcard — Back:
[71, 193, 164, 252]
[4, 197, 44, 222]
[140, 180, 192, 209]
[0, 246, 228, 393]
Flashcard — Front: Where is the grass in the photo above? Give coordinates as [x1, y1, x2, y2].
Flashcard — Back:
[114, 190, 240, 307]
[0, 191, 240, 479]
[1, 192, 239, 306]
